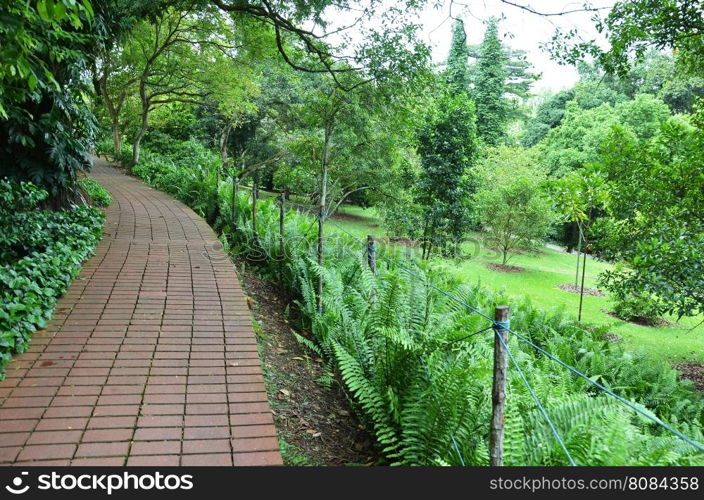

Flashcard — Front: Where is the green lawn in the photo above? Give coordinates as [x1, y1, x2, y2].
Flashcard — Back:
[329, 204, 704, 363]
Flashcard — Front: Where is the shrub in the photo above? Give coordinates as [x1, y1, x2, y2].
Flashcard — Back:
[95, 138, 132, 165]
[79, 178, 112, 207]
[0, 179, 104, 376]
[95, 137, 114, 157]
[379, 194, 424, 240]
[611, 293, 664, 325]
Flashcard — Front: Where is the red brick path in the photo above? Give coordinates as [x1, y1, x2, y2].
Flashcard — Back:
[0, 159, 282, 466]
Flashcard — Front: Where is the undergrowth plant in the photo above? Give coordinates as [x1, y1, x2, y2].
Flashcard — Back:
[0, 179, 104, 375]
[131, 144, 704, 466]
[79, 178, 112, 207]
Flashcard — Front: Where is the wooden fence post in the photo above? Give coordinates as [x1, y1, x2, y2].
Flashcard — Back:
[367, 235, 377, 274]
[490, 305, 510, 466]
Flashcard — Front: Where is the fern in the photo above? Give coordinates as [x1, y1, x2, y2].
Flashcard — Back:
[292, 331, 322, 358]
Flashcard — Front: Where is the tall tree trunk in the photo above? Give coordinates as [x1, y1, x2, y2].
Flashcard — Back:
[231, 176, 239, 227]
[112, 117, 122, 158]
[131, 74, 150, 171]
[218, 124, 232, 190]
[316, 126, 330, 312]
[220, 124, 231, 167]
[426, 225, 435, 260]
[578, 245, 588, 322]
[279, 190, 287, 282]
[131, 108, 148, 171]
[421, 218, 430, 260]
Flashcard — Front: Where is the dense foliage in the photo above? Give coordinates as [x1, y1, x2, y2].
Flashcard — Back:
[0, 179, 104, 375]
[0, 1, 99, 205]
[3, 0, 702, 467]
[415, 91, 478, 258]
[594, 112, 704, 320]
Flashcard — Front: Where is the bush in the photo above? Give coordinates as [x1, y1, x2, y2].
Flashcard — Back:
[131, 140, 704, 466]
[132, 150, 220, 222]
[79, 178, 112, 207]
[611, 293, 664, 325]
[95, 137, 115, 157]
[0, 179, 104, 376]
[379, 194, 424, 240]
[95, 137, 132, 165]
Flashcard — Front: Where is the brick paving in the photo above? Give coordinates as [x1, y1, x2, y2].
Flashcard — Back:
[0, 158, 282, 466]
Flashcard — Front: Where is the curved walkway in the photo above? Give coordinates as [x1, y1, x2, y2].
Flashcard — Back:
[0, 158, 281, 466]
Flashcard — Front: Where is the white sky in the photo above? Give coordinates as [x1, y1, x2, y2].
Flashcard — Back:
[418, 0, 616, 92]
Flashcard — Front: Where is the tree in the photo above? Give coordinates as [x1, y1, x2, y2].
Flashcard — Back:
[572, 80, 628, 111]
[539, 102, 619, 175]
[94, 41, 140, 157]
[445, 19, 470, 93]
[416, 89, 478, 258]
[474, 146, 555, 267]
[469, 43, 539, 122]
[521, 89, 574, 147]
[660, 75, 704, 114]
[615, 93, 672, 140]
[502, 47, 540, 103]
[127, 8, 238, 166]
[279, 72, 417, 213]
[273, 55, 425, 306]
[473, 18, 507, 145]
[538, 94, 671, 176]
[594, 113, 704, 320]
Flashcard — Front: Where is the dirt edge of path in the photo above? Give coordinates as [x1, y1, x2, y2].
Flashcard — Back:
[236, 257, 376, 466]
